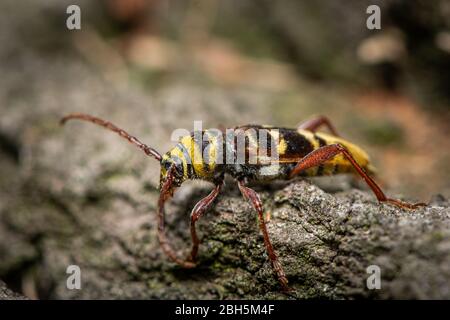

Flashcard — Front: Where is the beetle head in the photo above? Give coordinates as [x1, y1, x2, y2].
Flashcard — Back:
[159, 152, 187, 191]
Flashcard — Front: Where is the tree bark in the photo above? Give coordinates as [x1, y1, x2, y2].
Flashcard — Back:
[0, 280, 27, 300]
[1, 156, 449, 299]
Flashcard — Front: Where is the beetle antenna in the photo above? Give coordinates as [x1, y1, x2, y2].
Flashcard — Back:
[61, 113, 162, 162]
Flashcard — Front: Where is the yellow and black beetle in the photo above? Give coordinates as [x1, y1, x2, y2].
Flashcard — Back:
[61, 113, 426, 291]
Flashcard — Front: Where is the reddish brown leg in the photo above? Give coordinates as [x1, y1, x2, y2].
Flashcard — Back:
[298, 115, 340, 137]
[158, 167, 196, 268]
[238, 181, 291, 292]
[61, 113, 162, 161]
[289, 144, 426, 209]
[188, 183, 223, 262]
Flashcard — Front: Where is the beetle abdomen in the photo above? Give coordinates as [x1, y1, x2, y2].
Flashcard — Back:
[296, 129, 374, 176]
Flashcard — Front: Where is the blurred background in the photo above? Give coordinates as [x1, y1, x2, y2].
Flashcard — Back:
[5, 0, 448, 196]
[0, 0, 449, 299]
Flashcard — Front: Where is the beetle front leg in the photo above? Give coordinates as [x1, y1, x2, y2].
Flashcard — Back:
[158, 167, 196, 268]
[188, 183, 223, 262]
[237, 181, 291, 292]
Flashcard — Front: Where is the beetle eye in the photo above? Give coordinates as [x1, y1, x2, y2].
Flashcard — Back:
[162, 161, 172, 172]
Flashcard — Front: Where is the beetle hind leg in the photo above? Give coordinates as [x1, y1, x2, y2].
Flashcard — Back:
[289, 143, 426, 210]
[298, 115, 340, 136]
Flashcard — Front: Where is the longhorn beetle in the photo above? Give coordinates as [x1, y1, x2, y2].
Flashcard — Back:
[60, 113, 426, 292]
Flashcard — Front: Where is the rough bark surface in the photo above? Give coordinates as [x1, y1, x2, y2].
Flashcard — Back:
[0, 280, 26, 300]
[1, 125, 450, 299]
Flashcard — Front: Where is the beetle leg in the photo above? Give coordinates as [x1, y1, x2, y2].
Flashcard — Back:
[298, 115, 340, 136]
[188, 182, 223, 262]
[158, 167, 196, 268]
[237, 181, 291, 292]
[289, 144, 427, 209]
